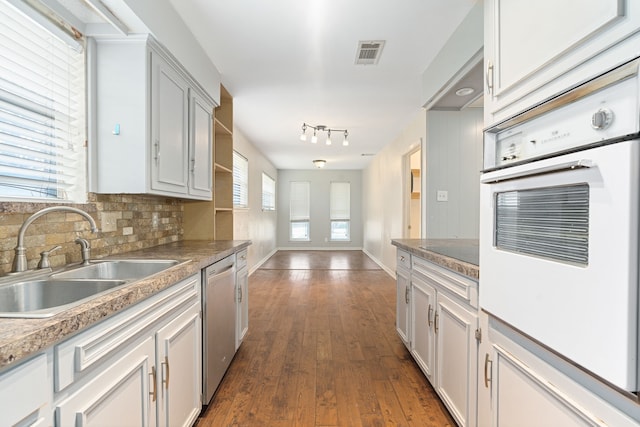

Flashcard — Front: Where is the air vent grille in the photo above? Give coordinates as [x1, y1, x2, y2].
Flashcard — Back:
[355, 40, 385, 65]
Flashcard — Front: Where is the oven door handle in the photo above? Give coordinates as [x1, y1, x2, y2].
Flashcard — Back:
[481, 159, 594, 184]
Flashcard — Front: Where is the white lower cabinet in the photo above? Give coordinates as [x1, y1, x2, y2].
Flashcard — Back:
[478, 311, 640, 427]
[0, 353, 52, 427]
[410, 262, 479, 427]
[395, 249, 412, 347]
[52, 274, 202, 427]
[396, 247, 479, 427]
[235, 249, 249, 350]
[156, 302, 202, 427]
[434, 291, 478, 427]
[56, 336, 156, 427]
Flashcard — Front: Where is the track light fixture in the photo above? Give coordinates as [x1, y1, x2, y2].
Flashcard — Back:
[300, 123, 349, 146]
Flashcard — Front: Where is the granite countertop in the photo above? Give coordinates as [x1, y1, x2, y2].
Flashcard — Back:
[0, 239, 251, 371]
[391, 239, 479, 280]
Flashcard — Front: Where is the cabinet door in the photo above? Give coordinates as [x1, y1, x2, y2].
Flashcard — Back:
[156, 303, 202, 427]
[410, 274, 436, 381]
[150, 50, 189, 195]
[395, 267, 411, 347]
[56, 336, 156, 427]
[434, 292, 478, 427]
[188, 90, 213, 199]
[484, 0, 640, 125]
[236, 265, 249, 350]
[0, 353, 51, 427]
[488, 344, 605, 427]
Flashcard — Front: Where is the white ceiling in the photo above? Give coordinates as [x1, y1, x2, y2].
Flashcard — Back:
[168, 0, 477, 170]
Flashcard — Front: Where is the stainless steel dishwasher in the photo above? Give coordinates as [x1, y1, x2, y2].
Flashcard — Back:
[202, 255, 236, 404]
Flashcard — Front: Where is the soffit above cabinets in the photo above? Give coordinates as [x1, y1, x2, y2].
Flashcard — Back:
[430, 60, 484, 111]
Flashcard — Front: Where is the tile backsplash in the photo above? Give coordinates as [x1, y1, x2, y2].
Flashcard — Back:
[0, 194, 184, 275]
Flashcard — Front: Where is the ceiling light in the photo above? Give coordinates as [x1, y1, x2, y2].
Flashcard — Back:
[313, 159, 326, 168]
[300, 123, 349, 146]
[455, 87, 475, 96]
[300, 123, 307, 141]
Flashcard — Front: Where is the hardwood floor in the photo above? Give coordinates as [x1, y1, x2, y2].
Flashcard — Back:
[197, 250, 455, 427]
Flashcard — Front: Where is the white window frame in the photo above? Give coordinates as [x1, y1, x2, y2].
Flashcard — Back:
[330, 181, 351, 241]
[0, 0, 87, 202]
[233, 150, 248, 208]
[289, 181, 310, 241]
[262, 172, 275, 211]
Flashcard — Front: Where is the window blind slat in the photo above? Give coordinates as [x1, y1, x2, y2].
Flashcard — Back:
[233, 151, 248, 207]
[290, 181, 310, 221]
[262, 172, 275, 211]
[330, 182, 350, 220]
[0, 0, 85, 201]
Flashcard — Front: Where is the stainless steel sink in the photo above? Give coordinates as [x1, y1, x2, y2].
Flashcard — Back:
[0, 279, 126, 318]
[0, 259, 180, 318]
[52, 259, 179, 281]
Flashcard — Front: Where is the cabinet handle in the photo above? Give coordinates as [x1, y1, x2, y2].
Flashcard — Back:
[428, 304, 433, 327]
[484, 353, 492, 388]
[150, 366, 157, 402]
[486, 61, 494, 95]
[405, 286, 410, 304]
[162, 356, 170, 390]
[238, 285, 243, 303]
[191, 158, 196, 173]
[154, 140, 160, 163]
[400, 255, 405, 262]
[434, 312, 439, 334]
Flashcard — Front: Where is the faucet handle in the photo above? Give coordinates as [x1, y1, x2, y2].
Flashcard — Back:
[75, 238, 91, 265]
[37, 245, 62, 269]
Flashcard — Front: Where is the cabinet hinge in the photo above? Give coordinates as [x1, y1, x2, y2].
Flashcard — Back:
[475, 328, 482, 342]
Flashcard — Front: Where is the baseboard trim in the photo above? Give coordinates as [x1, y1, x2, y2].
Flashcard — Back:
[362, 248, 395, 278]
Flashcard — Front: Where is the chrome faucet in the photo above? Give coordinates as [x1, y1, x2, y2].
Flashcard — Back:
[12, 206, 99, 273]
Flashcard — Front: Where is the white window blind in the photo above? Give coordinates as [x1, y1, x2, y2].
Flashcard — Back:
[330, 182, 350, 220]
[330, 181, 350, 241]
[262, 172, 275, 211]
[0, 0, 86, 201]
[290, 181, 310, 241]
[233, 150, 248, 208]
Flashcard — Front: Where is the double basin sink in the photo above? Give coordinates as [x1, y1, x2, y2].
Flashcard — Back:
[0, 259, 179, 318]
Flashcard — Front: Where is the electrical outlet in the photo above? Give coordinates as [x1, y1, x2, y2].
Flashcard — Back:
[437, 190, 448, 202]
[100, 212, 119, 232]
[152, 212, 159, 229]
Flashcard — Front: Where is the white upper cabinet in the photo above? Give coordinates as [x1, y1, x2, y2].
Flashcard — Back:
[484, 0, 640, 126]
[91, 36, 215, 200]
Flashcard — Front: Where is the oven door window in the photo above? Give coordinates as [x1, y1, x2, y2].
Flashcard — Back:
[495, 184, 589, 265]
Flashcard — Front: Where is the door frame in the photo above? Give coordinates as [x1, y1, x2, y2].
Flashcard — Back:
[403, 141, 423, 238]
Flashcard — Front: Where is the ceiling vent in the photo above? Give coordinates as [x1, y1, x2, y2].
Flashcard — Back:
[355, 40, 385, 65]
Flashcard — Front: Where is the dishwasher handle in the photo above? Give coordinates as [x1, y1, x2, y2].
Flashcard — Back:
[207, 264, 234, 277]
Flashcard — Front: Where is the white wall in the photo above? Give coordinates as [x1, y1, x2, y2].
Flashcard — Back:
[425, 108, 483, 239]
[232, 128, 278, 273]
[277, 170, 363, 249]
[421, 2, 483, 107]
[362, 112, 425, 275]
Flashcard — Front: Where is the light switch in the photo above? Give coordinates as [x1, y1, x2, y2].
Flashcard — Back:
[437, 190, 448, 202]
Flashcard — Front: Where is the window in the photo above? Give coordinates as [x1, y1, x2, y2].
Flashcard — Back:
[233, 151, 248, 208]
[330, 182, 350, 241]
[0, 0, 86, 202]
[289, 181, 310, 241]
[262, 172, 275, 211]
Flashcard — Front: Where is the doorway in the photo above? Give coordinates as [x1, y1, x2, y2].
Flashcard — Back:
[404, 144, 422, 238]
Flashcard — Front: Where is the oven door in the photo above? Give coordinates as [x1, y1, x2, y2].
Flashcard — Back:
[479, 139, 640, 391]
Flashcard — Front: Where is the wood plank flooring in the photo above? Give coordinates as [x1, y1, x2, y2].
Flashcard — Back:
[197, 250, 455, 427]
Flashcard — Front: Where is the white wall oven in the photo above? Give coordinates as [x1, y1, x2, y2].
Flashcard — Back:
[480, 56, 640, 393]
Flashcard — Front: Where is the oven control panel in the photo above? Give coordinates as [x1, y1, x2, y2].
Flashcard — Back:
[486, 63, 639, 170]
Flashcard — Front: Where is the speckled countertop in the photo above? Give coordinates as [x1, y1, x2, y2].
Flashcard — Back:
[391, 239, 479, 280]
[0, 239, 250, 371]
